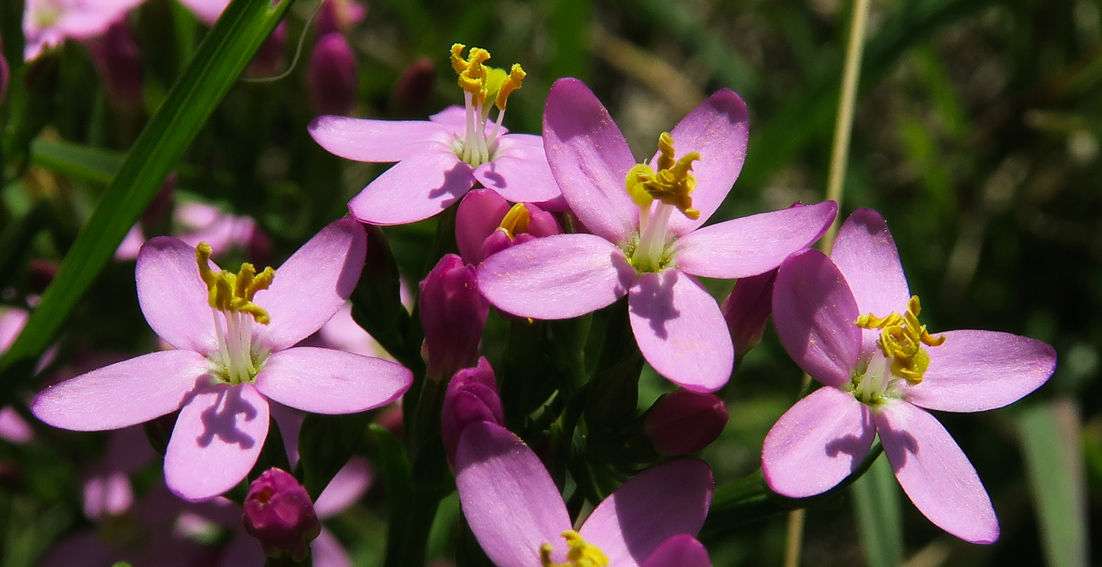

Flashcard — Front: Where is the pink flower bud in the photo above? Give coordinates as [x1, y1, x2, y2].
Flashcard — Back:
[455, 189, 561, 265]
[310, 32, 358, 116]
[0, 35, 8, 104]
[720, 269, 777, 357]
[89, 19, 144, 107]
[418, 255, 489, 379]
[644, 389, 728, 456]
[391, 56, 435, 116]
[242, 468, 321, 561]
[246, 22, 287, 78]
[441, 357, 503, 465]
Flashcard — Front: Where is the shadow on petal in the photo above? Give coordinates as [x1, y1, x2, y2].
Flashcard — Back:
[427, 161, 478, 202]
[192, 385, 261, 450]
[629, 271, 681, 340]
[878, 411, 920, 472]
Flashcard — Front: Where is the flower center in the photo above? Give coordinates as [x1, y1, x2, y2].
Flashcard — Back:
[624, 132, 700, 273]
[540, 531, 609, 567]
[196, 242, 275, 386]
[30, 0, 63, 29]
[449, 43, 526, 168]
[855, 295, 945, 385]
[496, 203, 532, 240]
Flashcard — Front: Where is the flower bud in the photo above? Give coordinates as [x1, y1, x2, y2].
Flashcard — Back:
[89, 19, 144, 107]
[455, 189, 561, 264]
[316, 0, 367, 37]
[441, 357, 503, 465]
[310, 32, 358, 116]
[644, 389, 728, 456]
[242, 468, 321, 561]
[391, 56, 435, 116]
[247, 22, 287, 78]
[0, 36, 8, 104]
[720, 269, 777, 358]
[418, 255, 489, 379]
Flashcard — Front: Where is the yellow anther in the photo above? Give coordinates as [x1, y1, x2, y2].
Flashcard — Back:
[624, 132, 701, 220]
[494, 64, 526, 110]
[856, 295, 945, 384]
[195, 242, 275, 324]
[539, 531, 609, 567]
[450, 44, 525, 111]
[496, 203, 532, 240]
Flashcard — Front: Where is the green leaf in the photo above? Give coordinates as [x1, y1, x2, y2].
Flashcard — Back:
[852, 452, 903, 567]
[0, 0, 294, 386]
[1019, 399, 1088, 567]
[29, 138, 124, 185]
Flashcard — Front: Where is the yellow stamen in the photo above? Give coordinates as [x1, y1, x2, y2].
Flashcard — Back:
[450, 43, 525, 111]
[625, 132, 701, 220]
[195, 242, 275, 324]
[496, 203, 532, 240]
[856, 295, 945, 384]
[539, 531, 609, 567]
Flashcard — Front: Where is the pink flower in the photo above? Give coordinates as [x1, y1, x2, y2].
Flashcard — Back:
[32, 218, 413, 501]
[22, 0, 144, 61]
[117, 201, 271, 265]
[455, 420, 713, 567]
[476, 79, 837, 392]
[761, 209, 1057, 543]
[455, 188, 560, 265]
[309, 44, 559, 225]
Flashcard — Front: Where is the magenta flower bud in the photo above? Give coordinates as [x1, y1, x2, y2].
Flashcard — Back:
[720, 269, 777, 357]
[418, 254, 489, 379]
[441, 357, 503, 465]
[645, 389, 728, 456]
[316, 0, 367, 37]
[242, 468, 322, 561]
[89, 19, 144, 107]
[247, 22, 287, 78]
[0, 35, 8, 104]
[391, 56, 435, 116]
[455, 189, 562, 265]
[310, 32, 358, 116]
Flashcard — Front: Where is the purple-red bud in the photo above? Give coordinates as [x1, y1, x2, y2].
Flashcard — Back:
[455, 189, 562, 265]
[0, 35, 8, 104]
[720, 269, 777, 357]
[89, 19, 144, 107]
[644, 389, 728, 456]
[418, 255, 489, 380]
[391, 56, 435, 116]
[441, 357, 503, 465]
[309, 32, 358, 116]
[242, 468, 321, 561]
[316, 0, 367, 37]
[247, 22, 287, 78]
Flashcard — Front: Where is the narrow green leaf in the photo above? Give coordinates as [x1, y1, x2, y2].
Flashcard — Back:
[852, 452, 903, 567]
[1020, 399, 1087, 567]
[30, 138, 124, 185]
[0, 0, 294, 385]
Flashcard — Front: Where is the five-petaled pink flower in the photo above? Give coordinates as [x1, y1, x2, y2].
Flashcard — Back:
[476, 78, 837, 392]
[32, 217, 413, 501]
[309, 44, 559, 226]
[23, 0, 145, 60]
[761, 208, 1056, 543]
[455, 420, 714, 567]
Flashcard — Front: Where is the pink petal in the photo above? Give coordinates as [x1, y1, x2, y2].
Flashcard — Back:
[313, 457, 372, 518]
[772, 249, 861, 388]
[254, 217, 367, 351]
[312, 528, 353, 567]
[177, 0, 229, 24]
[136, 237, 218, 354]
[456, 189, 512, 265]
[477, 234, 635, 319]
[0, 406, 34, 443]
[675, 201, 837, 278]
[83, 470, 133, 519]
[762, 387, 875, 498]
[455, 421, 570, 567]
[907, 330, 1056, 413]
[0, 308, 27, 352]
[164, 382, 270, 501]
[628, 270, 733, 392]
[114, 225, 145, 260]
[308, 115, 452, 162]
[31, 350, 210, 431]
[831, 209, 911, 320]
[641, 535, 712, 567]
[662, 89, 750, 235]
[875, 402, 998, 543]
[580, 459, 712, 567]
[347, 150, 475, 225]
[256, 347, 411, 414]
[543, 78, 639, 243]
[474, 133, 561, 203]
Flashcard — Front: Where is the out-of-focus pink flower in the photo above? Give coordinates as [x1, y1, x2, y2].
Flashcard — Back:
[88, 18, 143, 106]
[419, 254, 488, 380]
[645, 389, 728, 456]
[82, 424, 155, 519]
[315, 0, 367, 37]
[22, 0, 144, 61]
[477, 78, 836, 392]
[309, 33, 358, 116]
[0, 308, 32, 444]
[117, 201, 272, 265]
[761, 209, 1057, 543]
[310, 44, 559, 225]
[32, 218, 412, 501]
[243, 468, 322, 561]
[455, 189, 560, 265]
[455, 421, 713, 567]
[176, 0, 227, 25]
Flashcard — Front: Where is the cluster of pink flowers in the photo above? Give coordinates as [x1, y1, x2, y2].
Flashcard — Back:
[19, 39, 1057, 566]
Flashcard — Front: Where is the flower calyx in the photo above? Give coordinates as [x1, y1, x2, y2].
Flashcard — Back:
[626, 132, 701, 221]
[539, 531, 609, 567]
[856, 295, 945, 384]
[196, 242, 275, 324]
